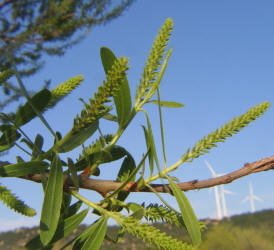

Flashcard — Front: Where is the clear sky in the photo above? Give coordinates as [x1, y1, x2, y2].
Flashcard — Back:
[1, 0, 274, 232]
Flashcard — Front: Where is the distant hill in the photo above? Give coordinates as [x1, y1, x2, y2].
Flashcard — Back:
[199, 209, 274, 250]
[0, 209, 273, 249]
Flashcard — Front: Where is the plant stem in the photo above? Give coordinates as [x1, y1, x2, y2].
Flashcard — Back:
[108, 109, 136, 147]
[8, 54, 56, 138]
[14, 143, 31, 156]
[156, 87, 167, 169]
[145, 157, 184, 184]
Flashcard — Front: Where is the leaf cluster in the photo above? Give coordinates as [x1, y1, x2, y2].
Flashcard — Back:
[0, 17, 270, 250]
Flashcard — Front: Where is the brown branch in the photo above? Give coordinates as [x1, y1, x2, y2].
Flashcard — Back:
[10, 155, 273, 196]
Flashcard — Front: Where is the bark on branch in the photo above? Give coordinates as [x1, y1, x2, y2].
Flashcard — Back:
[2, 155, 274, 196]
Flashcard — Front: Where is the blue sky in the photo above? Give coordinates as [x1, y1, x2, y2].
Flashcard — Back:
[1, 0, 274, 232]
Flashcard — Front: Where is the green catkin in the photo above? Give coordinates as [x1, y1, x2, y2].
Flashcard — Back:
[73, 56, 129, 131]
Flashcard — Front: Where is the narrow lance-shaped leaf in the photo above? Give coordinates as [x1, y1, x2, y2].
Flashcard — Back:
[14, 88, 51, 127]
[0, 125, 20, 144]
[107, 149, 150, 200]
[0, 161, 48, 177]
[67, 158, 79, 188]
[142, 126, 154, 176]
[75, 145, 131, 171]
[142, 109, 161, 176]
[66, 200, 83, 219]
[40, 153, 63, 246]
[31, 134, 44, 159]
[25, 209, 89, 250]
[102, 112, 118, 122]
[116, 154, 136, 201]
[55, 121, 98, 153]
[73, 216, 108, 250]
[81, 215, 108, 250]
[0, 124, 21, 152]
[166, 175, 201, 246]
[148, 100, 185, 108]
[100, 47, 132, 128]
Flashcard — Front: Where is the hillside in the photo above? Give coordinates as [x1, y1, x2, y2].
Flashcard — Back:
[0, 209, 273, 249]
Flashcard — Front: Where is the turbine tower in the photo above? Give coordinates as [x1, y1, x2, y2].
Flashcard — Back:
[219, 185, 236, 217]
[205, 160, 235, 219]
[242, 182, 263, 213]
[205, 160, 222, 220]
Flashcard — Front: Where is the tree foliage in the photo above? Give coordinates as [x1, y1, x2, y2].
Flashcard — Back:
[0, 0, 135, 110]
[0, 18, 271, 249]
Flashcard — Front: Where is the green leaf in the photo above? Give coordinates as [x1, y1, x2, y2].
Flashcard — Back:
[31, 134, 43, 159]
[40, 154, 63, 246]
[75, 151, 111, 172]
[73, 216, 108, 250]
[100, 47, 132, 128]
[55, 121, 98, 153]
[75, 145, 129, 171]
[131, 208, 145, 220]
[66, 201, 83, 218]
[116, 155, 136, 182]
[142, 110, 161, 176]
[0, 144, 13, 152]
[128, 202, 143, 213]
[0, 125, 21, 152]
[148, 100, 185, 108]
[142, 126, 154, 176]
[61, 192, 72, 219]
[81, 216, 108, 250]
[0, 125, 21, 144]
[68, 158, 79, 188]
[52, 209, 89, 243]
[0, 161, 48, 177]
[14, 89, 51, 127]
[116, 155, 136, 201]
[166, 175, 201, 246]
[102, 112, 118, 122]
[107, 149, 149, 200]
[25, 209, 88, 249]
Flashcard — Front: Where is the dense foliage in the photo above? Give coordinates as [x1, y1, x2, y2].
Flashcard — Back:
[0, 17, 271, 249]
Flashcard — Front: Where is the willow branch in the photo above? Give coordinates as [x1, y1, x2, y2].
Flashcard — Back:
[1, 155, 274, 196]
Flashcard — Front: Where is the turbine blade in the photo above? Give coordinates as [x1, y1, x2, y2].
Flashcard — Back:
[242, 196, 250, 203]
[205, 160, 217, 177]
[253, 196, 263, 202]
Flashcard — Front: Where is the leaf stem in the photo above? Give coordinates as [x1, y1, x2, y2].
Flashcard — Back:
[8, 55, 56, 138]
[14, 143, 31, 156]
[145, 158, 183, 184]
[156, 87, 167, 169]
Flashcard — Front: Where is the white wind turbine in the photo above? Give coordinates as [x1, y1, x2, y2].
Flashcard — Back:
[219, 185, 236, 217]
[205, 160, 235, 219]
[205, 160, 222, 220]
[242, 182, 263, 213]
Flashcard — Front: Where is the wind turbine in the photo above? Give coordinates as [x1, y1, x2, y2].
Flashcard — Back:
[205, 160, 222, 220]
[205, 160, 235, 219]
[219, 185, 236, 217]
[242, 182, 263, 213]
